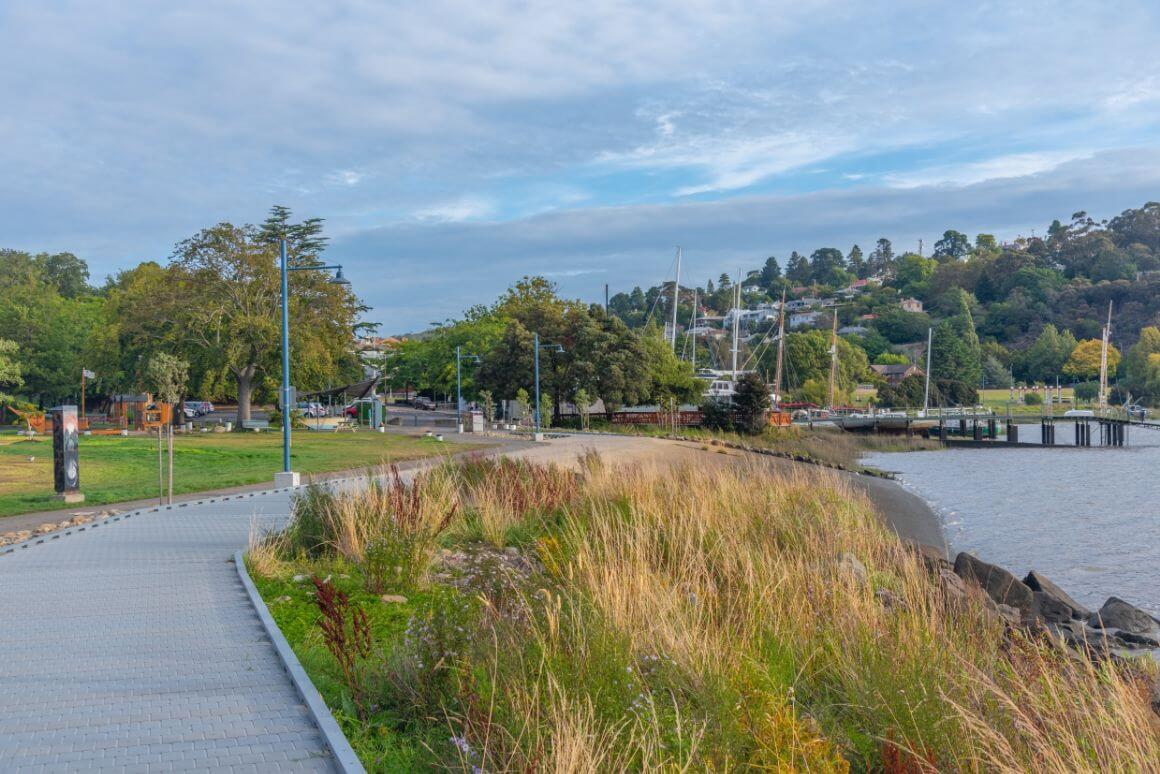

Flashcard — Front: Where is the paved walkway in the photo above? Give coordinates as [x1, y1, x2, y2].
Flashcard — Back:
[0, 490, 334, 773]
[0, 433, 943, 772]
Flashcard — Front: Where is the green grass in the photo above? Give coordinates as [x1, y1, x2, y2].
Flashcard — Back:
[0, 431, 458, 520]
[250, 559, 447, 772]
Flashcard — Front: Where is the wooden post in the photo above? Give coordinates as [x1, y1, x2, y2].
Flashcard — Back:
[157, 426, 164, 506]
[167, 424, 174, 505]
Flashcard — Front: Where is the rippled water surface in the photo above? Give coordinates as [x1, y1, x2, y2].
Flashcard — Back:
[863, 429, 1159, 613]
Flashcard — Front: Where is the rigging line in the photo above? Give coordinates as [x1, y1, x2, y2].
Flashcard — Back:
[641, 251, 679, 330]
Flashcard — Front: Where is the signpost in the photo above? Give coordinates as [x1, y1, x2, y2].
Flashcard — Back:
[51, 405, 83, 503]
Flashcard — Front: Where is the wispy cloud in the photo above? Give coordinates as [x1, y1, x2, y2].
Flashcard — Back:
[413, 196, 495, 223]
[882, 150, 1096, 189]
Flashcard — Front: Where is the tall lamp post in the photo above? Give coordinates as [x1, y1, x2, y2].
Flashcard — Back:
[277, 238, 350, 487]
[455, 345, 481, 433]
[533, 332, 564, 441]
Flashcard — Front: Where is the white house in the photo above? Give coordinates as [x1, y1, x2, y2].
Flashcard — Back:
[789, 311, 822, 328]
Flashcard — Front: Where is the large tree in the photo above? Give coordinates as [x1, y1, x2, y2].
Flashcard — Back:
[930, 290, 982, 388]
[167, 216, 359, 424]
[933, 229, 972, 262]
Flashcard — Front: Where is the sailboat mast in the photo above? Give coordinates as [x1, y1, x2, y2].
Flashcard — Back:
[670, 247, 681, 351]
[772, 289, 786, 409]
[922, 326, 932, 415]
[828, 311, 838, 410]
[1099, 300, 1112, 412]
[690, 288, 698, 370]
[731, 276, 740, 375]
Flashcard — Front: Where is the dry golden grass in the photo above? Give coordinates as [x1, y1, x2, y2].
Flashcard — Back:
[260, 451, 1160, 771]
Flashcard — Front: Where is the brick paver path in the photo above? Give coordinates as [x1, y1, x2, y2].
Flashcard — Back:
[0, 490, 335, 773]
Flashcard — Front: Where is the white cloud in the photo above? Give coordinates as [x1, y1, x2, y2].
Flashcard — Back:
[329, 169, 365, 187]
[413, 196, 495, 223]
[882, 151, 1096, 189]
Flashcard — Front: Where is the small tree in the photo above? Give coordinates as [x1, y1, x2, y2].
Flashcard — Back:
[732, 373, 771, 435]
[573, 387, 591, 430]
[478, 389, 495, 424]
[144, 352, 189, 424]
[539, 393, 554, 430]
[514, 388, 531, 427]
[700, 398, 733, 432]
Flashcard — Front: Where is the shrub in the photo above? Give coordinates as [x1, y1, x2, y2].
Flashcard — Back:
[311, 576, 373, 719]
[700, 398, 733, 431]
[1023, 391, 1043, 405]
[733, 372, 771, 434]
[1074, 380, 1099, 402]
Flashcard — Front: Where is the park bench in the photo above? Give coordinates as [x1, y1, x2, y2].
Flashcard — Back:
[332, 418, 357, 432]
[240, 419, 270, 432]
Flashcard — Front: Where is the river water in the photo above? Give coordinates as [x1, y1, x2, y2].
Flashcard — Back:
[863, 427, 1159, 615]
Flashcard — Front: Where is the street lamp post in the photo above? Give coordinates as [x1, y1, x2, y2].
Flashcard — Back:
[455, 345, 481, 433]
[533, 333, 564, 441]
[277, 238, 351, 487]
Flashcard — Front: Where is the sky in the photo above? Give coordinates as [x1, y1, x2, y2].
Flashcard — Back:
[2, 1, 1159, 332]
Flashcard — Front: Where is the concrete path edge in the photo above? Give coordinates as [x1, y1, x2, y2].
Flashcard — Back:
[234, 549, 367, 774]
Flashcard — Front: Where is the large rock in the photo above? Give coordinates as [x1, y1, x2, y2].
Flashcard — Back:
[953, 552, 1033, 613]
[1030, 591, 1075, 625]
[1023, 571, 1090, 621]
[1089, 597, 1159, 635]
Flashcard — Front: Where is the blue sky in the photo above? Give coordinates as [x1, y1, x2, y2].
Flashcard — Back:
[2, 1, 1159, 331]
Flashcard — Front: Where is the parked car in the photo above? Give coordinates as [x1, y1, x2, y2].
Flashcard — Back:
[1064, 409, 1094, 418]
[412, 397, 435, 410]
[184, 400, 214, 416]
[297, 401, 326, 418]
[1126, 404, 1149, 420]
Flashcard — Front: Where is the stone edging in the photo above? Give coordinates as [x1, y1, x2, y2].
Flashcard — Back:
[233, 549, 366, 774]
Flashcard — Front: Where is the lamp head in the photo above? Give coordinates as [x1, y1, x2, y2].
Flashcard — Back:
[330, 266, 351, 286]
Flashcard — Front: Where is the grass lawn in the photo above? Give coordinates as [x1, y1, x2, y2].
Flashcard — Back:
[0, 431, 460, 520]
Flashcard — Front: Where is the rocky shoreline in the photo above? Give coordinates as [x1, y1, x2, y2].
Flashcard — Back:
[931, 549, 1160, 660]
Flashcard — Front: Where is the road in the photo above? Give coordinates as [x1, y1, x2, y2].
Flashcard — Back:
[0, 433, 941, 772]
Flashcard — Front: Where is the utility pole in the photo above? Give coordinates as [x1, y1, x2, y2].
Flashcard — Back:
[604, 283, 609, 314]
[670, 247, 681, 351]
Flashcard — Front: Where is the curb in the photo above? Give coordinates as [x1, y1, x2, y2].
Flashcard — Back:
[234, 550, 366, 774]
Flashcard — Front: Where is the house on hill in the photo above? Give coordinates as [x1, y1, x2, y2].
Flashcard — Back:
[870, 363, 923, 386]
[900, 297, 924, 313]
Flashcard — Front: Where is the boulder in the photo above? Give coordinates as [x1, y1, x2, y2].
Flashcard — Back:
[1113, 630, 1160, 649]
[953, 552, 1033, 613]
[1023, 571, 1090, 620]
[836, 552, 868, 584]
[380, 594, 407, 604]
[907, 540, 950, 573]
[1089, 597, 1159, 635]
[1030, 591, 1076, 625]
[875, 588, 907, 611]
